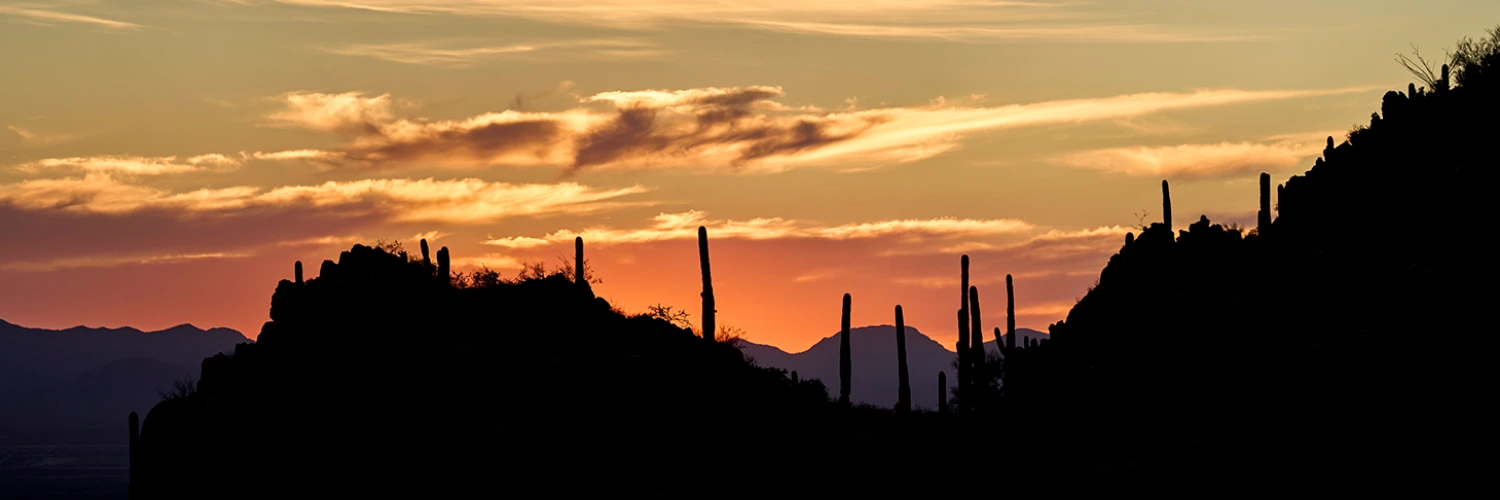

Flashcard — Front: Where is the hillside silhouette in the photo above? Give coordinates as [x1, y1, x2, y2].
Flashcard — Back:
[130, 242, 873, 498]
[986, 29, 1500, 490]
[128, 25, 1500, 497]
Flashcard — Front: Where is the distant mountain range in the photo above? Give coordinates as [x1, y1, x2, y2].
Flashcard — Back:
[739, 325, 1049, 410]
[0, 319, 248, 428]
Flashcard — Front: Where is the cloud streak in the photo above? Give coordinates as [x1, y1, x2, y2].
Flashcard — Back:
[0, 5, 138, 28]
[0, 174, 652, 223]
[255, 85, 1377, 174]
[264, 1, 1262, 43]
[1048, 132, 1336, 179]
[11, 155, 244, 176]
[481, 210, 1036, 249]
[322, 38, 667, 67]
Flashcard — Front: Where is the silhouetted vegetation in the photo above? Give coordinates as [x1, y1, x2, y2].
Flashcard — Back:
[130, 24, 1500, 496]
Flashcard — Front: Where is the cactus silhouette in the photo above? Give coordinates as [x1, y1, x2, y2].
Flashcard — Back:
[957, 255, 971, 410]
[840, 292, 852, 406]
[1162, 179, 1173, 234]
[294, 261, 303, 285]
[1006, 274, 1016, 350]
[895, 305, 911, 413]
[938, 371, 949, 414]
[420, 238, 431, 273]
[574, 237, 585, 285]
[436, 247, 450, 285]
[699, 226, 716, 341]
[1259, 172, 1272, 235]
[956, 308, 968, 412]
[696, 228, 714, 340]
[969, 286, 983, 360]
[791, 370, 799, 385]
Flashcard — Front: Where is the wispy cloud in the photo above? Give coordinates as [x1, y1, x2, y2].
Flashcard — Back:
[11, 155, 244, 176]
[1048, 132, 1339, 179]
[482, 210, 1035, 249]
[264, 1, 1262, 43]
[0, 174, 653, 223]
[0, 5, 139, 29]
[736, 20, 1265, 43]
[0, 251, 250, 273]
[254, 85, 1378, 174]
[322, 38, 667, 67]
[6, 124, 76, 146]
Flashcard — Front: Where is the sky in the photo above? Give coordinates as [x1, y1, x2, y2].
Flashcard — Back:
[2, 1, 1497, 352]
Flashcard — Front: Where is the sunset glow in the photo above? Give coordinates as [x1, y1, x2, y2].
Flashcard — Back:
[3, 1, 1496, 352]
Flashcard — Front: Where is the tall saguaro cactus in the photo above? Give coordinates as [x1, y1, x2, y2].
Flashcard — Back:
[957, 255, 971, 410]
[294, 261, 303, 285]
[698, 226, 716, 341]
[420, 238, 431, 273]
[956, 308, 968, 412]
[128, 412, 139, 498]
[574, 237, 585, 285]
[436, 247, 450, 285]
[938, 372, 949, 414]
[969, 286, 983, 360]
[895, 305, 911, 413]
[1258, 172, 1272, 235]
[1005, 274, 1016, 350]
[1162, 179, 1173, 234]
[840, 293, 852, 406]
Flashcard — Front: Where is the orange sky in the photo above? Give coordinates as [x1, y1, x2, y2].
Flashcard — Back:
[3, 1, 1497, 352]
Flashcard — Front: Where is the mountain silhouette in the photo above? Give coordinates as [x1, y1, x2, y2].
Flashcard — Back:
[740, 326, 1048, 409]
[0, 319, 246, 428]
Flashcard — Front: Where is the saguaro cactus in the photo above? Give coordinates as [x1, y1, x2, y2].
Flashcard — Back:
[436, 247, 450, 284]
[956, 308, 968, 412]
[1162, 179, 1173, 234]
[128, 412, 139, 498]
[895, 305, 911, 413]
[1006, 274, 1016, 350]
[420, 238, 431, 273]
[969, 286, 983, 359]
[1258, 172, 1272, 235]
[938, 372, 949, 414]
[699, 226, 716, 341]
[294, 261, 303, 285]
[574, 237, 585, 285]
[791, 371, 799, 385]
[840, 293, 852, 406]
[956, 256, 971, 408]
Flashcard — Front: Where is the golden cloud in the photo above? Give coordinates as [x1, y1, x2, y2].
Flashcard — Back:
[1048, 132, 1336, 179]
[482, 210, 1036, 249]
[0, 174, 652, 223]
[0, 252, 250, 273]
[322, 38, 667, 67]
[11, 155, 243, 176]
[0, 6, 138, 29]
[256, 85, 1377, 174]
[264, 1, 1260, 42]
